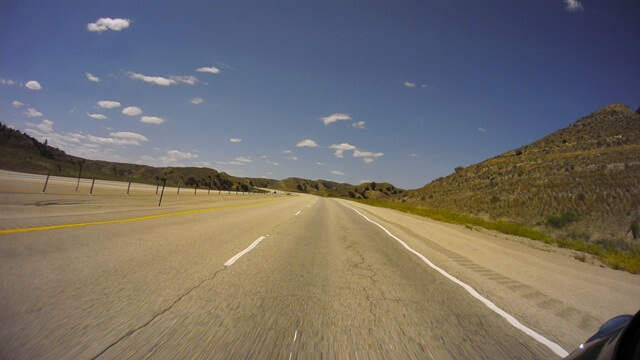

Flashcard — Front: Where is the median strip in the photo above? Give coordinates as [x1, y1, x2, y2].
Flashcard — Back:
[0, 199, 279, 235]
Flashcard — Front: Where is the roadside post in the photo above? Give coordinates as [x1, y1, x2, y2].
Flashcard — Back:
[89, 179, 96, 195]
[75, 164, 83, 192]
[177, 187, 180, 195]
[158, 178, 167, 206]
[127, 181, 132, 195]
[42, 174, 50, 193]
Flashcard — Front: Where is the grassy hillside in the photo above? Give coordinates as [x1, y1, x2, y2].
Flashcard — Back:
[0, 123, 402, 197]
[395, 104, 640, 240]
[248, 176, 403, 198]
[369, 104, 640, 272]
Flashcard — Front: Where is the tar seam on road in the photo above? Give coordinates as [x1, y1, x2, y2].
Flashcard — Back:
[224, 236, 268, 266]
[90, 266, 228, 360]
[0, 199, 279, 235]
[92, 233, 270, 358]
[338, 201, 570, 358]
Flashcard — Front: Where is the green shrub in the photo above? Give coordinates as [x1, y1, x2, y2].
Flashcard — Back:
[631, 221, 639, 240]
[547, 212, 580, 228]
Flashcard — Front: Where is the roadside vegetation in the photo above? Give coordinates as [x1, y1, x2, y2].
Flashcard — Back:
[356, 199, 640, 274]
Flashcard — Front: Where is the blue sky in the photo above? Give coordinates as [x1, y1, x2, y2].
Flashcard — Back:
[1, 1, 638, 189]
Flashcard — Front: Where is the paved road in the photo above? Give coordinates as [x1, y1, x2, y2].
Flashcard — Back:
[1, 174, 639, 358]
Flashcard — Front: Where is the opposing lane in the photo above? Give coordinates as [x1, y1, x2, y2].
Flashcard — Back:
[0, 194, 309, 358]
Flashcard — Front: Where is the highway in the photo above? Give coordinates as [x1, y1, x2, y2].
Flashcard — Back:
[1, 171, 639, 359]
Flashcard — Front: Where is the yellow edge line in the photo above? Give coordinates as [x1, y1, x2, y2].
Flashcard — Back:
[0, 199, 279, 235]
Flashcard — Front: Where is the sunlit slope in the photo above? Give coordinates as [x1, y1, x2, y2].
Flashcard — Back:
[400, 104, 640, 240]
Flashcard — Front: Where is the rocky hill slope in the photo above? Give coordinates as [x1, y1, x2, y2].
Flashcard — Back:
[398, 104, 640, 241]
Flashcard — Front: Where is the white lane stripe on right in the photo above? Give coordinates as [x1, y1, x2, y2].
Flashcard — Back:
[339, 201, 569, 358]
[224, 236, 267, 267]
[294, 211, 301, 216]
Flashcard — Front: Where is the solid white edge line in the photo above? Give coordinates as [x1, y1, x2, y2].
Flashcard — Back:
[294, 211, 301, 216]
[224, 236, 267, 267]
[339, 201, 569, 358]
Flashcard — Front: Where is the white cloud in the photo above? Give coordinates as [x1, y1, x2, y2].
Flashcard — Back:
[329, 143, 357, 158]
[564, 0, 583, 12]
[122, 106, 143, 116]
[408, 153, 418, 157]
[86, 72, 100, 82]
[88, 134, 141, 146]
[191, 97, 204, 105]
[12, 100, 24, 108]
[25, 80, 41, 90]
[229, 138, 242, 143]
[87, 112, 107, 120]
[330, 170, 345, 176]
[87, 18, 131, 32]
[477, 127, 487, 133]
[27, 119, 54, 132]
[320, 113, 351, 125]
[140, 116, 165, 124]
[316, 162, 326, 166]
[167, 149, 198, 159]
[287, 156, 299, 161]
[111, 131, 148, 142]
[282, 150, 292, 154]
[97, 100, 121, 109]
[170, 75, 198, 85]
[421, 84, 428, 88]
[261, 156, 280, 166]
[24, 120, 135, 161]
[1, 78, 16, 85]
[235, 156, 252, 163]
[296, 139, 319, 148]
[24, 108, 43, 118]
[145, 150, 199, 165]
[353, 149, 384, 164]
[404, 81, 416, 88]
[351, 121, 366, 129]
[197, 67, 221, 74]
[127, 72, 177, 86]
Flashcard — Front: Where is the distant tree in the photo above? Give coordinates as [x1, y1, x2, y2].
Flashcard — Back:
[370, 182, 376, 190]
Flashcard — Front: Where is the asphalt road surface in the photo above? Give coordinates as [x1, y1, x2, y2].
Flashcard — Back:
[1, 171, 639, 359]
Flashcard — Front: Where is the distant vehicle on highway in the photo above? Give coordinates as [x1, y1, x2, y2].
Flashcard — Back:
[565, 310, 640, 359]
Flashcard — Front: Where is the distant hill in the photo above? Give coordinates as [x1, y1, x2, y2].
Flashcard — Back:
[0, 122, 402, 197]
[396, 104, 640, 241]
